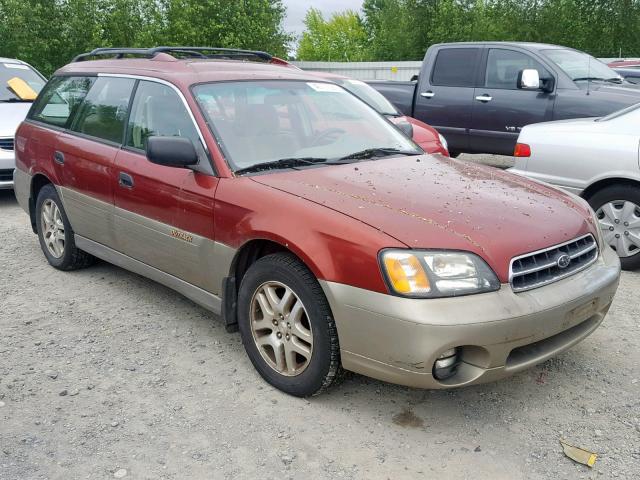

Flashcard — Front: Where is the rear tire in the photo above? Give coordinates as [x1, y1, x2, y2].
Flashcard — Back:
[36, 184, 95, 270]
[237, 253, 343, 397]
[587, 184, 640, 270]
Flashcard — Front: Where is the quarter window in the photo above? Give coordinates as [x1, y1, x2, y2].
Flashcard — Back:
[71, 77, 135, 143]
[30, 76, 95, 128]
[485, 49, 550, 89]
[431, 48, 481, 87]
[126, 81, 205, 161]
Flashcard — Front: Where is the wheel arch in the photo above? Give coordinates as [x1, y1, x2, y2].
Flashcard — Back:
[221, 237, 322, 333]
[581, 177, 640, 201]
[28, 173, 54, 233]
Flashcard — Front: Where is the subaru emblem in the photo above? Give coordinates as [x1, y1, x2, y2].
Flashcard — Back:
[556, 254, 571, 269]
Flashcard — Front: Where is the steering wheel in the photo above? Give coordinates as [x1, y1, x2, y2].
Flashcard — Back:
[310, 128, 347, 147]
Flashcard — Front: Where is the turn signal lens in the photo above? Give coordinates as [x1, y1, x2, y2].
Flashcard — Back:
[382, 252, 431, 295]
[514, 143, 531, 157]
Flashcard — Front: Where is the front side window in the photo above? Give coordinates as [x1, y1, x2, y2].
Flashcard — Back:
[126, 80, 205, 162]
[30, 76, 95, 128]
[193, 80, 420, 172]
[485, 49, 550, 89]
[71, 77, 135, 143]
[0, 62, 45, 102]
[431, 48, 481, 87]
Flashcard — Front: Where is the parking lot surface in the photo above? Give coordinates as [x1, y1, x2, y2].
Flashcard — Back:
[1, 170, 638, 479]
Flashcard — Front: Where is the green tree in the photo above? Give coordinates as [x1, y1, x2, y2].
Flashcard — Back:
[0, 0, 291, 75]
[297, 8, 370, 61]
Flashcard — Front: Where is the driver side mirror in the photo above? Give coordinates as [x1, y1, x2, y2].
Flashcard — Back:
[146, 136, 198, 168]
[517, 69, 540, 90]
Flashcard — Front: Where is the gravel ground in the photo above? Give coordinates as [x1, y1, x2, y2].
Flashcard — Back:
[1, 172, 639, 480]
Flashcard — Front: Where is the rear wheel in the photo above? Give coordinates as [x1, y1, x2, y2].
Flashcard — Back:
[587, 184, 640, 270]
[36, 184, 95, 270]
[237, 253, 343, 396]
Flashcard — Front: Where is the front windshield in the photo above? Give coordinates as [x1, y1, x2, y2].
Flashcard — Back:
[193, 80, 419, 172]
[542, 49, 620, 82]
[334, 78, 399, 116]
[0, 62, 45, 101]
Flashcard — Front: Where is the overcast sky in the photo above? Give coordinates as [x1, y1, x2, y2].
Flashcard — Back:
[282, 0, 364, 37]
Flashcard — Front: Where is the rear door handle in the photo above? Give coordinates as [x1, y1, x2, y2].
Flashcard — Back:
[53, 151, 64, 165]
[420, 91, 435, 98]
[475, 94, 493, 103]
[118, 172, 134, 189]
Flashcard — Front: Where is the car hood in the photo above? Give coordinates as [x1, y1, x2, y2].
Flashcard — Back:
[0, 103, 32, 137]
[576, 81, 640, 106]
[250, 155, 596, 282]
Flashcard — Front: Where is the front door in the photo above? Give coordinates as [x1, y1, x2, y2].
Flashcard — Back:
[470, 48, 556, 155]
[114, 79, 219, 291]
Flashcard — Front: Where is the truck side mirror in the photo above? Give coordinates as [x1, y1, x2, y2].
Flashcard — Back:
[518, 69, 540, 90]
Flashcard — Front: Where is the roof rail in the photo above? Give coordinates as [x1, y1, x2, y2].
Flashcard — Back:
[71, 46, 275, 63]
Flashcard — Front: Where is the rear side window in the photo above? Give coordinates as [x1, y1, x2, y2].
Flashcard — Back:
[485, 49, 550, 89]
[126, 80, 205, 160]
[71, 77, 135, 144]
[30, 76, 95, 128]
[431, 48, 481, 87]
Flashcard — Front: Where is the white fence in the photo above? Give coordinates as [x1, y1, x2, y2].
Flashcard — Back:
[291, 61, 422, 81]
[292, 58, 636, 82]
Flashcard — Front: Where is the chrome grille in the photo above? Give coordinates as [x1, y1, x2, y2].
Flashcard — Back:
[510, 234, 598, 292]
[0, 137, 14, 151]
[0, 169, 14, 182]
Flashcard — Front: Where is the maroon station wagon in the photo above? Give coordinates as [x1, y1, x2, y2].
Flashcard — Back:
[13, 47, 621, 396]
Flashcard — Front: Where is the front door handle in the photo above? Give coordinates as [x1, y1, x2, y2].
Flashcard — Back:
[53, 151, 65, 165]
[475, 94, 493, 103]
[118, 172, 134, 189]
[420, 91, 435, 98]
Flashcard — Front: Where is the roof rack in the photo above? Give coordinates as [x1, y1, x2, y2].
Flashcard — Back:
[71, 46, 275, 63]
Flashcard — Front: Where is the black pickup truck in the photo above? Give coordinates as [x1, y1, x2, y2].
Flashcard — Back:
[370, 42, 640, 156]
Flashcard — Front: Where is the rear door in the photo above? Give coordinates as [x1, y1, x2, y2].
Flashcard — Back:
[413, 46, 482, 153]
[114, 79, 219, 291]
[58, 76, 136, 247]
[470, 47, 556, 155]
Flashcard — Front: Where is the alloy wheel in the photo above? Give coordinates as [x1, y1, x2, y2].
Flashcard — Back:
[597, 200, 640, 257]
[41, 199, 65, 258]
[249, 281, 313, 376]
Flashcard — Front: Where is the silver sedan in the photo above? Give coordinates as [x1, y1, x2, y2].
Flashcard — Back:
[510, 105, 640, 270]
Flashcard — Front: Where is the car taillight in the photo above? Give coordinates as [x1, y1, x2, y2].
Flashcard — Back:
[514, 143, 531, 157]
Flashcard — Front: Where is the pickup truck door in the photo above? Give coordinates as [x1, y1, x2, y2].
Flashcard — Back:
[470, 48, 556, 155]
[414, 46, 483, 154]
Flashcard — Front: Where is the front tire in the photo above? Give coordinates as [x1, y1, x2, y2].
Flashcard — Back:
[237, 253, 343, 397]
[587, 184, 640, 270]
[36, 184, 95, 270]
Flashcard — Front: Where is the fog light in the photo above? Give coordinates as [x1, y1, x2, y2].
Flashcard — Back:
[433, 347, 460, 380]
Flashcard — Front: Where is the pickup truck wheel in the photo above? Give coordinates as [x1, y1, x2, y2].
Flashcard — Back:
[237, 253, 343, 397]
[36, 184, 95, 270]
[588, 185, 640, 270]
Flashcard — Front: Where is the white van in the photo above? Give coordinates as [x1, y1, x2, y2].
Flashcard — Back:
[1, 57, 46, 189]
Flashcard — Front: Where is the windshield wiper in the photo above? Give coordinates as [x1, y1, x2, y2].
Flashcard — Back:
[0, 98, 33, 103]
[234, 157, 328, 175]
[333, 147, 420, 162]
[572, 77, 606, 82]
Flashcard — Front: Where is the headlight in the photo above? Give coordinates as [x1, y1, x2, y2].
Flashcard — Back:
[437, 133, 449, 152]
[380, 250, 500, 298]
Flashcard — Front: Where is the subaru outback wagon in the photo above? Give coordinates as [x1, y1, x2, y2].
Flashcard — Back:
[14, 47, 621, 396]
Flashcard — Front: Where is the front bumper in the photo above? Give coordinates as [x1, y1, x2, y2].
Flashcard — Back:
[320, 246, 621, 389]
